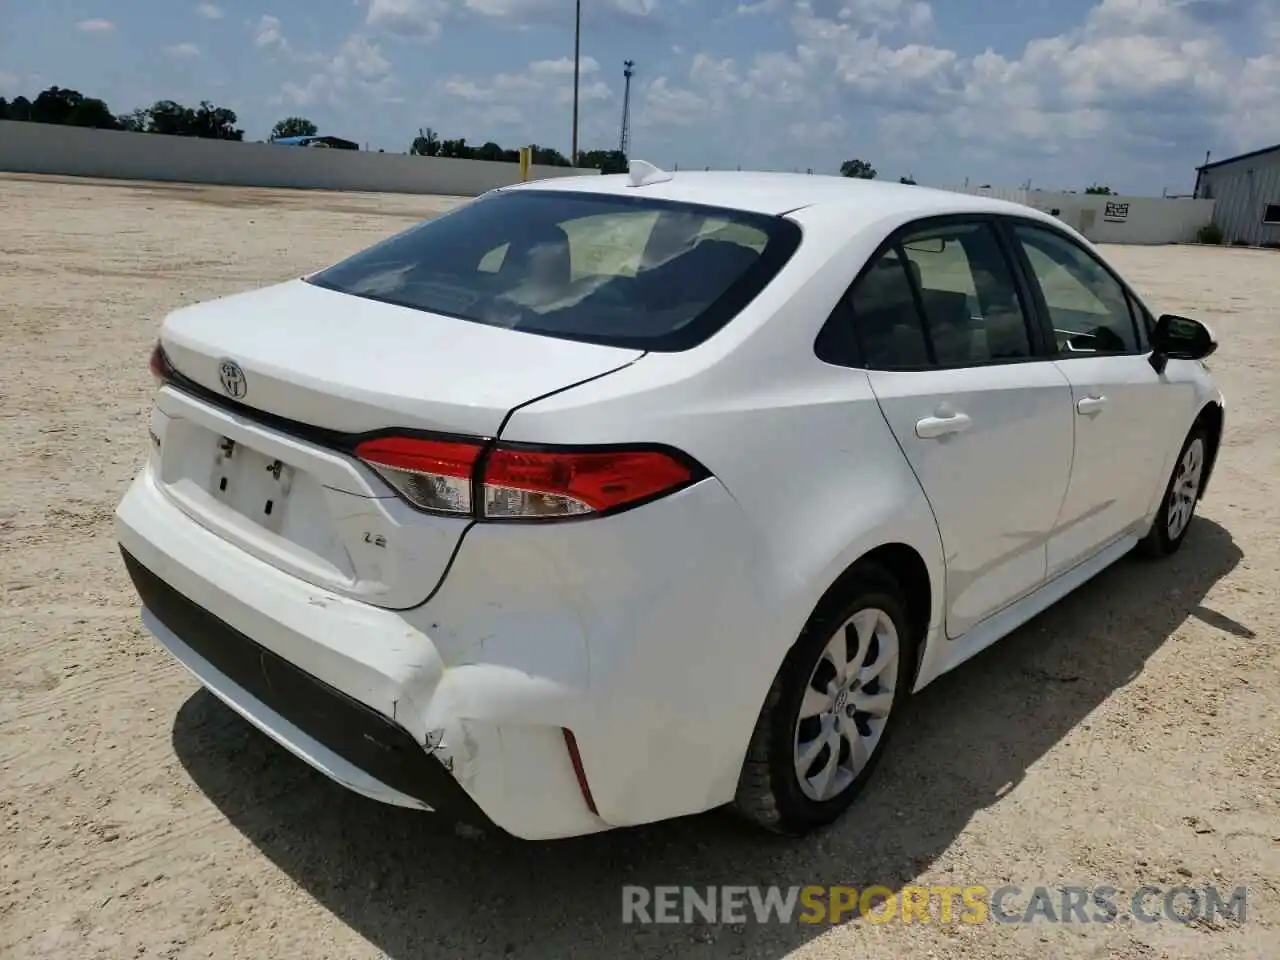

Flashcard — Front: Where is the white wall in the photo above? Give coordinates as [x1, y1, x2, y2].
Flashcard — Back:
[939, 185, 1215, 244]
[0, 121, 598, 196]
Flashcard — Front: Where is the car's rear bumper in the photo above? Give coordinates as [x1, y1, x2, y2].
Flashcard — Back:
[116, 465, 608, 839]
[122, 548, 486, 822]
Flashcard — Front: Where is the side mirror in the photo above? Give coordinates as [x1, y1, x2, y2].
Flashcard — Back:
[1149, 314, 1216, 373]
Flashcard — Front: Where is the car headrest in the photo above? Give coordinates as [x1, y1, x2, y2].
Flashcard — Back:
[501, 225, 571, 286]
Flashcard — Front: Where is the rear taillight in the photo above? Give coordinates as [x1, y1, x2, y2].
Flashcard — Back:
[148, 341, 172, 383]
[353, 436, 481, 516]
[354, 435, 704, 521]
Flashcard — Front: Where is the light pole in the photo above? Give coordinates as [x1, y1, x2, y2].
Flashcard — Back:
[571, 0, 581, 166]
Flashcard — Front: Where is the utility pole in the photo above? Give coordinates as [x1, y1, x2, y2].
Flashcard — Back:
[571, 0, 581, 166]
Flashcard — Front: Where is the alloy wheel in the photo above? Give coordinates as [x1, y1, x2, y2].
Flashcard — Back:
[792, 607, 900, 802]
[1166, 437, 1204, 541]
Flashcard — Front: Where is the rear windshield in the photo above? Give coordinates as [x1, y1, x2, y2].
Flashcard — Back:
[305, 189, 802, 351]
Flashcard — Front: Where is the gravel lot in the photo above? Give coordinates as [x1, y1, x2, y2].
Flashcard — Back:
[1, 173, 1277, 960]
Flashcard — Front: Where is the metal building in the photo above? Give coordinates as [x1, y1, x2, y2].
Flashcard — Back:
[1193, 143, 1280, 246]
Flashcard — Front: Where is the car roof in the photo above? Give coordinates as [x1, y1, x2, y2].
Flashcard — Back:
[504, 167, 1043, 221]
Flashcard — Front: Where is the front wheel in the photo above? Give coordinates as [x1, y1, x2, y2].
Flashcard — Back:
[1136, 424, 1208, 558]
[733, 564, 913, 836]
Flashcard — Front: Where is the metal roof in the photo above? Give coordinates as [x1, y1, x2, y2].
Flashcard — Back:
[1196, 143, 1280, 172]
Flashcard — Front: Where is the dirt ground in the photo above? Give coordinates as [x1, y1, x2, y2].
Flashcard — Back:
[1, 173, 1276, 960]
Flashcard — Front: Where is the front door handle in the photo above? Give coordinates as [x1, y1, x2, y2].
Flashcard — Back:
[1076, 395, 1108, 415]
[915, 411, 973, 439]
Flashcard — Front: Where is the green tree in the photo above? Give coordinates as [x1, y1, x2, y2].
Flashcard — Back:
[192, 100, 243, 139]
[578, 148, 629, 174]
[143, 100, 197, 135]
[840, 158, 876, 179]
[26, 86, 120, 128]
[473, 140, 516, 162]
[529, 144, 571, 167]
[410, 127, 441, 156]
[29, 86, 85, 124]
[6, 96, 33, 120]
[270, 116, 318, 140]
[1085, 183, 1113, 195]
[438, 137, 472, 159]
[117, 108, 150, 132]
[140, 99, 242, 139]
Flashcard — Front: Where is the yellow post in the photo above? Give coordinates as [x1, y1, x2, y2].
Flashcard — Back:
[519, 146, 531, 182]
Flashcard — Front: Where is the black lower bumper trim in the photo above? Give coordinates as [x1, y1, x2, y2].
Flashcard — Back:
[120, 547, 493, 829]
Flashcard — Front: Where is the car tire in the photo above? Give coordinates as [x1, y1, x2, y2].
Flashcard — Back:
[1135, 423, 1209, 559]
[732, 562, 914, 837]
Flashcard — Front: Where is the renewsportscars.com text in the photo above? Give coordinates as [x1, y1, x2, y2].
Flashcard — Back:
[621, 884, 1249, 925]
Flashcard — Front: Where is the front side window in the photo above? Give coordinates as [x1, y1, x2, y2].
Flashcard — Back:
[1012, 224, 1139, 355]
[307, 190, 798, 351]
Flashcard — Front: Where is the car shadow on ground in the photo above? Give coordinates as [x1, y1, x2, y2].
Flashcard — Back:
[171, 518, 1247, 959]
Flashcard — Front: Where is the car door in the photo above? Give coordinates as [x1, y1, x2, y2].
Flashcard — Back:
[850, 217, 1075, 639]
[1004, 220, 1198, 577]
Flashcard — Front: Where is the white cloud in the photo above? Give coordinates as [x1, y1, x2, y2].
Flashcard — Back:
[639, 76, 709, 127]
[438, 58, 612, 107]
[274, 32, 395, 108]
[365, 0, 447, 39]
[624, 0, 1274, 183]
[254, 14, 288, 49]
[165, 43, 202, 59]
[76, 19, 115, 32]
[462, 0, 659, 21]
[741, 0, 932, 32]
[331, 33, 392, 80]
[428, 56, 615, 143]
[529, 56, 601, 76]
[195, 3, 223, 19]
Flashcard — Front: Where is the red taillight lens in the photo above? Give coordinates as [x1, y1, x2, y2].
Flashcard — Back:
[148, 341, 171, 383]
[354, 436, 482, 516]
[484, 446, 694, 518]
[354, 436, 700, 520]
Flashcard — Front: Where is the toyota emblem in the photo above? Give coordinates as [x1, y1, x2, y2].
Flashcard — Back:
[218, 359, 247, 399]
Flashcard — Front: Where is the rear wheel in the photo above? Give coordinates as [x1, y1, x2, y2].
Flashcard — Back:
[1136, 424, 1208, 559]
[733, 563, 913, 836]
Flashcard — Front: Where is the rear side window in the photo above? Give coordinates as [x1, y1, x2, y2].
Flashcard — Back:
[848, 249, 931, 369]
[306, 190, 801, 351]
[845, 220, 1033, 370]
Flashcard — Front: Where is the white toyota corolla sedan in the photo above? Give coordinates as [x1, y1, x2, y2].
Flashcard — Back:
[115, 163, 1224, 840]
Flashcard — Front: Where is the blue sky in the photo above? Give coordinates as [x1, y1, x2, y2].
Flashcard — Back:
[1, 0, 1277, 194]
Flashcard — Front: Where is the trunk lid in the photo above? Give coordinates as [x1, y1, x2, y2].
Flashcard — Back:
[159, 278, 643, 436]
[152, 279, 642, 608]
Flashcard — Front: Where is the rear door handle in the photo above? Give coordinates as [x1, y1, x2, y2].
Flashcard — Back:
[915, 412, 972, 439]
[1076, 395, 1108, 415]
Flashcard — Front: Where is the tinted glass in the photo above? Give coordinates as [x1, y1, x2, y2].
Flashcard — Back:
[1013, 224, 1139, 354]
[848, 248, 931, 369]
[307, 190, 799, 351]
[900, 222, 1032, 364]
